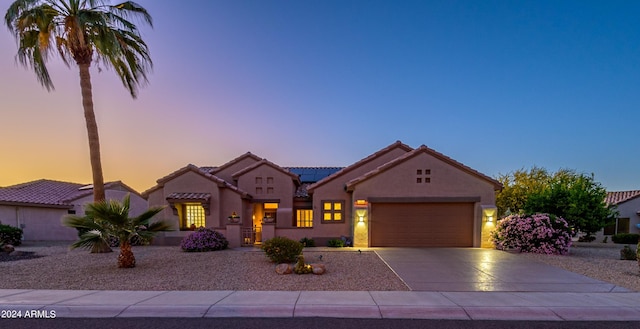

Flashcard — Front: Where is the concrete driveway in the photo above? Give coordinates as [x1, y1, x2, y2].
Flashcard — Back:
[375, 248, 628, 292]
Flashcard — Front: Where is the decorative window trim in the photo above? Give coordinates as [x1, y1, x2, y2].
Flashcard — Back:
[321, 200, 345, 223]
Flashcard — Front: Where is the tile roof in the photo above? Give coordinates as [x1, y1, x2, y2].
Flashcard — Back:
[0, 179, 136, 208]
[307, 140, 413, 192]
[605, 190, 640, 205]
[345, 145, 503, 191]
[142, 164, 251, 199]
[166, 192, 211, 201]
[232, 159, 301, 184]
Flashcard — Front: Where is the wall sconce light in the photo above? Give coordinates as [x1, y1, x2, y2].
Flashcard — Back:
[356, 209, 366, 223]
[487, 215, 493, 223]
[358, 216, 364, 223]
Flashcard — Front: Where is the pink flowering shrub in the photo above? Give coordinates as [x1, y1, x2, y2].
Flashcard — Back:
[181, 228, 229, 252]
[491, 213, 572, 255]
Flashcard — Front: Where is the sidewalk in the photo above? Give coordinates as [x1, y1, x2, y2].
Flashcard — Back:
[1, 289, 640, 320]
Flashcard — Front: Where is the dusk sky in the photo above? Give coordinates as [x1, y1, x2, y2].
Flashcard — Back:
[1, 0, 639, 193]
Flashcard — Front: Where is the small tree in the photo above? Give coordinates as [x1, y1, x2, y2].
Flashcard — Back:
[524, 170, 617, 238]
[496, 167, 617, 238]
[63, 194, 172, 268]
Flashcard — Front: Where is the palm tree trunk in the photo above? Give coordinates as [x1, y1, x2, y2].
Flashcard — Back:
[78, 64, 106, 202]
[118, 241, 136, 268]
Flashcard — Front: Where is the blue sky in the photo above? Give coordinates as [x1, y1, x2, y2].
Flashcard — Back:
[1, 0, 639, 192]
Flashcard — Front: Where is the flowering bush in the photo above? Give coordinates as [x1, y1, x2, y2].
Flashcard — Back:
[491, 213, 572, 255]
[181, 228, 229, 252]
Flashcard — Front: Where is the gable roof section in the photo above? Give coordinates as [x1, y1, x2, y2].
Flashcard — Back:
[0, 179, 140, 208]
[307, 140, 413, 192]
[232, 159, 301, 185]
[346, 145, 503, 191]
[210, 152, 262, 175]
[142, 164, 251, 199]
[606, 190, 640, 206]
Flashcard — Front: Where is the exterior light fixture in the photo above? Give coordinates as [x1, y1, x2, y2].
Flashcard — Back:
[487, 215, 493, 223]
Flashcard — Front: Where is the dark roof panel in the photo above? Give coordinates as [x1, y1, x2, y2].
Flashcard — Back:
[285, 167, 344, 183]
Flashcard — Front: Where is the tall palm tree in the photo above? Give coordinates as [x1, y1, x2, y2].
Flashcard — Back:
[5, 0, 153, 202]
[63, 194, 172, 268]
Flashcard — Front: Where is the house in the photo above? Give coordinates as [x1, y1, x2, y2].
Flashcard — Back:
[144, 141, 502, 248]
[0, 180, 147, 241]
[600, 190, 640, 237]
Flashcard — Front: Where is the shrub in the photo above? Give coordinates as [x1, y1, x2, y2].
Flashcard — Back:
[491, 213, 572, 255]
[620, 245, 637, 260]
[181, 228, 229, 252]
[611, 233, 640, 244]
[261, 236, 303, 263]
[299, 237, 315, 247]
[294, 254, 312, 274]
[327, 238, 345, 248]
[0, 224, 22, 246]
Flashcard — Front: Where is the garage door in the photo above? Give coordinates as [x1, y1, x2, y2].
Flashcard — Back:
[370, 202, 474, 247]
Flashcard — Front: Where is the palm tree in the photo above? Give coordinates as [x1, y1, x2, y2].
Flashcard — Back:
[5, 0, 153, 202]
[63, 194, 173, 268]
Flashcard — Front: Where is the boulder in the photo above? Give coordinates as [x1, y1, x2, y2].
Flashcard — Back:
[275, 263, 292, 275]
[2, 244, 15, 253]
[310, 263, 325, 275]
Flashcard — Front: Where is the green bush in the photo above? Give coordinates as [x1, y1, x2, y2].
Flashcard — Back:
[620, 245, 637, 260]
[261, 236, 303, 263]
[0, 224, 22, 246]
[299, 237, 315, 247]
[611, 233, 640, 244]
[327, 238, 345, 248]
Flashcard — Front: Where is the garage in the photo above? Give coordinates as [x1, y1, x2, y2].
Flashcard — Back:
[370, 202, 474, 247]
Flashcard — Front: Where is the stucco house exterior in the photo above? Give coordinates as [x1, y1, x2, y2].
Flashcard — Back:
[600, 190, 640, 238]
[0, 180, 146, 241]
[144, 141, 502, 248]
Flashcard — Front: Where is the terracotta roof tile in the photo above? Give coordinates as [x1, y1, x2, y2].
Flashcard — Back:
[346, 145, 503, 191]
[605, 190, 640, 205]
[0, 179, 137, 207]
[166, 192, 211, 201]
[307, 140, 413, 192]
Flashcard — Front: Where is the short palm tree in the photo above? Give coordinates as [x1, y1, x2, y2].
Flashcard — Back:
[63, 194, 172, 268]
[4, 0, 153, 202]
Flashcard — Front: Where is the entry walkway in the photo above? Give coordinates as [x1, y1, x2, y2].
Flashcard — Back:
[1, 289, 640, 320]
[375, 248, 628, 292]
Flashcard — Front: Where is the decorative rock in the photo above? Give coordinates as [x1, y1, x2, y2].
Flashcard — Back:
[2, 244, 15, 253]
[310, 263, 325, 275]
[275, 263, 292, 275]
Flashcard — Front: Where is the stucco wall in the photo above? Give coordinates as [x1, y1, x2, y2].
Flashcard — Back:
[236, 164, 296, 228]
[147, 170, 223, 230]
[0, 205, 76, 241]
[214, 157, 260, 183]
[309, 146, 411, 239]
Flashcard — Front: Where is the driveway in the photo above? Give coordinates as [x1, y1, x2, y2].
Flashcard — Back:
[375, 248, 627, 292]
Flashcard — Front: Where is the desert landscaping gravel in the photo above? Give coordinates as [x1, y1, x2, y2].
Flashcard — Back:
[518, 242, 640, 292]
[0, 242, 409, 291]
[1, 241, 638, 292]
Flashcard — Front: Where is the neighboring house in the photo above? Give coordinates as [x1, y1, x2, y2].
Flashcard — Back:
[0, 180, 146, 241]
[600, 190, 640, 238]
[144, 141, 503, 248]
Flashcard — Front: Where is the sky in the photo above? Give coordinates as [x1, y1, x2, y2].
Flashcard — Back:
[1, 0, 639, 193]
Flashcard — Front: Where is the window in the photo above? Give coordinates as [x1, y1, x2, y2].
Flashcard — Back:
[267, 177, 274, 184]
[416, 168, 431, 184]
[603, 218, 630, 235]
[296, 209, 313, 227]
[322, 201, 344, 222]
[264, 202, 278, 221]
[182, 203, 206, 229]
[267, 187, 274, 194]
[256, 187, 263, 194]
[255, 177, 262, 184]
